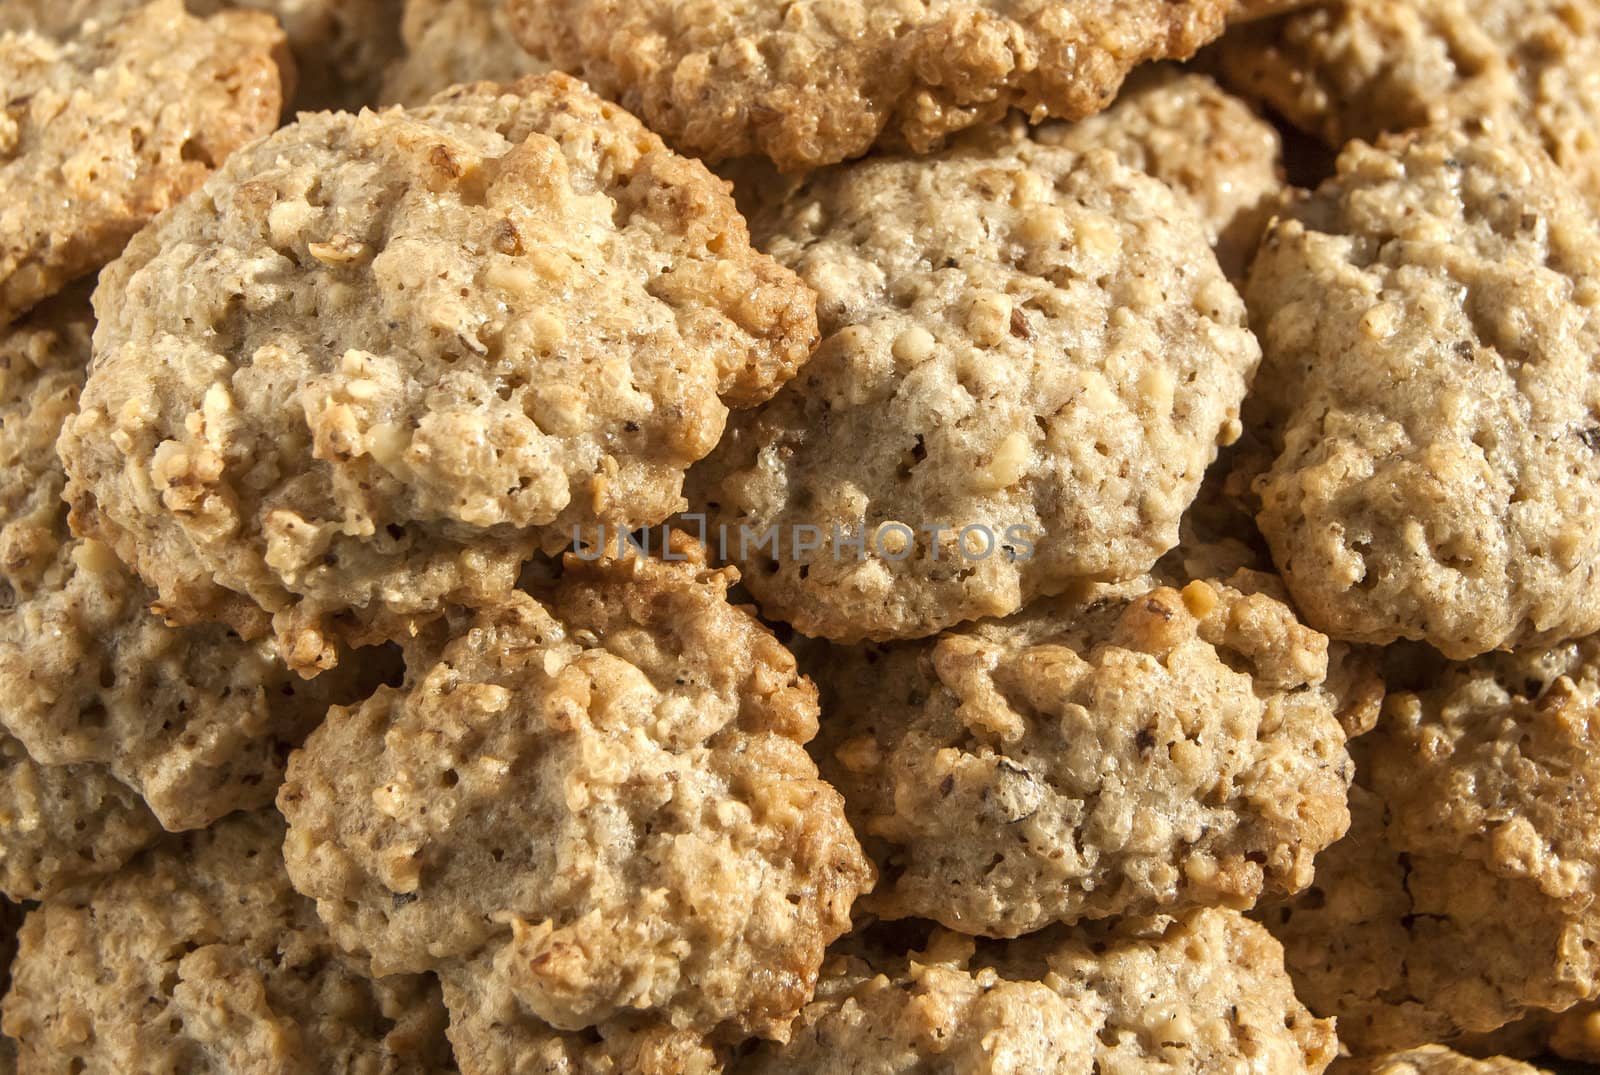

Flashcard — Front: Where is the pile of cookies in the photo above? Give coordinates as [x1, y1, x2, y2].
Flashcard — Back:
[4, 1, 1600, 1072]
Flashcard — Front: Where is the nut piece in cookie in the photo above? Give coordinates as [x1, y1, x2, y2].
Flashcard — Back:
[814, 569, 1354, 938]
[58, 73, 819, 674]
[0, 811, 454, 1073]
[736, 910, 1337, 1073]
[1032, 65, 1285, 278]
[0, 292, 392, 833]
[696, 137, 1257, 642]
[1212, 0, 1600, 207]
[0, 0, 287, 326]
[1246, 123, 1600, 658]
[508, 0, 1256, 169]
[381, 0, 548, 107]
[1261, 636, 1600, 1052]
[277, 538, 871, 1055]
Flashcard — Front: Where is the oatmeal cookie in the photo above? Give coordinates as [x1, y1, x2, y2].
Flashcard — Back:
[504, 0, 1273, 170]
[738, 910, 1336, 1073]
[0, 294, 391, 831]
[1262, 636, 1600, 1052]
[59, 74, 818, 674]
[1032, 66, 1285, 277]
[0, 731, 160, 901]
[381, 0, 548, 106]
[1246, 124, 1600, 658]
[197, 0, 405, 112]
[277, 539, 871, 1051]
[815, 570, 1354, 938]
[1212, 0, 1600, 206]
[1335, 1049, 1549, 1075]
[0, 0, 286, 326]
[695, 139, 1256, 642]
[1, 811, 453, 1073]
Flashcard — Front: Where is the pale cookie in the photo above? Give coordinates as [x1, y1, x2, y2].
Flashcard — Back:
[1263, 636, 1600, 1052]
[194, 0, 407, 111]
[59, 74, 818, 674]
[1212, 0, 1600, 206]
[695, 139, 1257, 642]
[1246, 124, 1600, 658]
[1032, 66, 1285, 277]
[0, 0, 286, 326]
[737, 910, 1337, 1073]
[1334, 1048, 1550, 1075]
[277, 540, 871, 1051]
[815, 570, 1354, 938]
[0, 730, 160, 901]
[505, 0, 1262, 169]
[0, 294, 391, 832]
[1, 812, 452, 1073]
[381, 0, 549, 106]
[3, 0, 405, 113]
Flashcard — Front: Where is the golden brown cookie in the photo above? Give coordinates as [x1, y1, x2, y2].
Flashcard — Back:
[695, 135, 1256, 642]
[737, 910, 1337, 1073]
[1032, 66, 1284, 277]
[59, 73, 818, 674]
[814, 568, 1354, 938]
[0, 0, 286, 326]
[1333, 1048, 1550, 1075]
[381, 0, 548, 106]
[278, 539, 871, 1056]
[0, 292, 390, 832]
[1261, 635, 1600, 1052]
[0, 730, 160, 901]
[0, 812, 453, 1073]
[1212, 0, 1600, 207]
[507, 0, 1256, 169]
[1246, 124, 1600, 658]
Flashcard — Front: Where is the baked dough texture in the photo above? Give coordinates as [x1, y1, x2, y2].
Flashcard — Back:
[0, 730, 161, 901]
[0, 293, 389, 834]
[381, 0, 549, 106]
[1246, 124, 1600, 658]
[1213, 0, 1600, 207]
[1032, 66, 1284, 278]
[0, 0, 286, 326]
[278, 541, 871, 1054]
[815, 568, 1354, 937]
[58, 73, 818, 674]
[738, 910, 1337, 1073]
[1262, 635, 1600, 1053]
[0, 811, 454, 1073]
[696, 136, 1257, 642]
[506, 0, 1257, 170]
[1334, 1048, 1548, 1075]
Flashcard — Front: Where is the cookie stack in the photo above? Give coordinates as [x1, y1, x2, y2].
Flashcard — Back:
[2, 1, 1599, 1073]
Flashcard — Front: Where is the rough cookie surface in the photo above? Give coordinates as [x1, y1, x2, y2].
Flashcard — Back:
[1213, 0, 1600, 206]
[0, 294, 389, 831]
[506, 0, 1247, 169]
[0, 812, 454, 1073]
[1334, 1049, 1548, 1075]
[737, 910, 1337, 1073]
[696, 138, 1256, 642]
[278, 542, 871, 1051]
[1246, 124, 1600, 658]
[59, 74, 818, 673]
[381, 0, 548, 106]
[815, 570, 1353, 938]
[1031, 66, 1284, 278]
[0, 730, 160, 901]
[1263, 635, 1600, 1052]
[0, 0, 286, 326]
